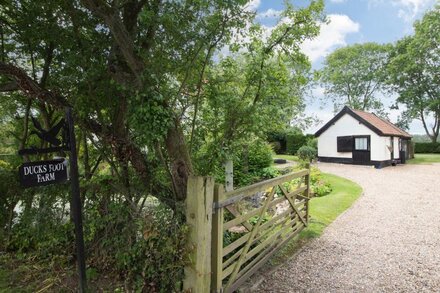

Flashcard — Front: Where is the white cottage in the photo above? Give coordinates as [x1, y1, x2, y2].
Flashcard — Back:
[315, 106, 412, 168]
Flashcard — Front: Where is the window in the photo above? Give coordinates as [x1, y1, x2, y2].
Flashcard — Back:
[355, 137, 368, 150]
[337, 136, 353, 152]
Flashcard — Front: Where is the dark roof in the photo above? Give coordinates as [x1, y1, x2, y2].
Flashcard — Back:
[315, 106, 412, 138]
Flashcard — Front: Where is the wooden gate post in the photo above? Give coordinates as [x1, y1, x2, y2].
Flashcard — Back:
[211, 184, 225, 292]
[304, 163, 311, 223]
[184, 176, 214, 292]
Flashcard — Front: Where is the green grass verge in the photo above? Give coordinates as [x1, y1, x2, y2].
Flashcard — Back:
[270, 173, 362, 265]
[0, 254, 121, 292]
[408, 153, 440, 164]
[273, 154, 299, 162]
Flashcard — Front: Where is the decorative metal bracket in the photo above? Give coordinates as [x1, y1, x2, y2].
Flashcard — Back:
[18, 116, 70, 156]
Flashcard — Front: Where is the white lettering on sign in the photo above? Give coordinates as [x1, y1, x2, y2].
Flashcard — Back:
[23, 163, 64, 175]
[37, 172, 56, 183]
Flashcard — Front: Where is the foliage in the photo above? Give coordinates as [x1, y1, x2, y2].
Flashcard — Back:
[246, 141, 274, 172]
[309, 166, 331, 197]
[283, 166, 332, 198]
[318, 42, 391, 115]
[414, 143, 440, 154]
[257, 167, 281, 180]
[306, 137, 318, 149]
[286, 129, 307, 155]
[270, 141, 283, 154]
[196, 139, 276, 187]
[269, 127, 313, 155]
[386, 5, 440, 142]
[312, 180, 332, 197]
[297, 145, 317, 162]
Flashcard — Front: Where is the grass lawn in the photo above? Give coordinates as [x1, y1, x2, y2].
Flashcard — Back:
[273, 154, 299, 162]
[270, 172, 362, 265]
[408, 153, 440, 164]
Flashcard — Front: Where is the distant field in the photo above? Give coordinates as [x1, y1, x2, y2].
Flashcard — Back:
[408, 153, 440, 164]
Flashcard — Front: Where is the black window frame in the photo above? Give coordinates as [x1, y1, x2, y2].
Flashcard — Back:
[337, 136, 353, 152]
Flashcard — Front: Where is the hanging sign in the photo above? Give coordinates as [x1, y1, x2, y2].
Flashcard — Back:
[19, 158, 68, 188]
[17, 107, 87, 291]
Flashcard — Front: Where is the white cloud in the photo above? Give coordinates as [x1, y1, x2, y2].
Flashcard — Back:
[245, 0, 261, 12]
[330, 0, 346, 3]
[256, 8, 282, 19]
[300, 14, 360, 63]
[394, 0, 435, 22]
[369, 0, 436, 22]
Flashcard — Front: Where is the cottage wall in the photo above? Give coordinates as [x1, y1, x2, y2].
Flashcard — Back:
[317, 113, 391, 161]
[393, 136, 400, 159]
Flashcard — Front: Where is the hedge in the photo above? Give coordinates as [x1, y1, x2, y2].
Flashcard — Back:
[414, 142, 440, 153]
[286, 133, 307, 155]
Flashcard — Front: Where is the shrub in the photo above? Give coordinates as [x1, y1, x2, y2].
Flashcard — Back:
[246, 141, 274, 172]
[306, 137, 318, 149]
[86, 201, 189, 292]
[257, 167, 280, 180]
[297, 145, 317, 162]
[414, 142, 440, 153]
[270, 141, 282, 154]
[312, 180, 333, 197]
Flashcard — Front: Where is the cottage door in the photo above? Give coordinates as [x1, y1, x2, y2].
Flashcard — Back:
[352, 136, 371, 164]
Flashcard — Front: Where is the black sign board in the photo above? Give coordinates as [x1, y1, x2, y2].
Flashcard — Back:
[19, 159, 68, 188]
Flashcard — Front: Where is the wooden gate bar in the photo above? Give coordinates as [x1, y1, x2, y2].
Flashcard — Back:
[222, 186, 307, 230]
[225, 187, 276, 288]
[280, 185, 308, 226]
[226, 222, 306, 293]
[222, 203, 304, 257]
[218, 170, 308, 203]
[222, 211, 303, 270]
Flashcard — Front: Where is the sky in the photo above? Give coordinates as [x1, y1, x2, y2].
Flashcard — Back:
[250, 0, 437, 134]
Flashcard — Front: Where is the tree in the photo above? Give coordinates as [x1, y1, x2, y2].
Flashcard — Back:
[387, 6, 440, 142]
[0, 0, 325, 207]
[318, 42, 390, 115]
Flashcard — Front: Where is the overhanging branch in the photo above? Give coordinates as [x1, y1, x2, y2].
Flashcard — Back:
[0, 61, 68, 108]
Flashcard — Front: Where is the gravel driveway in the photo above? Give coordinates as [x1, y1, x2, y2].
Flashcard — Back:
[256, 162, 440, 292]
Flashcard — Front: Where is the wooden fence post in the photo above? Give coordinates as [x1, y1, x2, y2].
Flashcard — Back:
[304, 163, 311, 224]
[184, 176, 214, 292]
[211, 184, 225, 292]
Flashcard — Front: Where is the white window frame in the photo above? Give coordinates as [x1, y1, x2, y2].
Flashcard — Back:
[354, 137, 368, 151]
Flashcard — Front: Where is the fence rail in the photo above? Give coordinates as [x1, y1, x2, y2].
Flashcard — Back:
[183, 165, 311, 293]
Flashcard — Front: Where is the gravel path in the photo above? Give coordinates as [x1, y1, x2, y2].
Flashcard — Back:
[256, 162, 440, 293]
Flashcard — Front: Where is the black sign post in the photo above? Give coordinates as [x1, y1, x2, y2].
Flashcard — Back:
[66, 107, 87, 293]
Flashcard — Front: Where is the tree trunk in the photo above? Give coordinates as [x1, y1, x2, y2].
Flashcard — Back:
[165, 119, 193, 201]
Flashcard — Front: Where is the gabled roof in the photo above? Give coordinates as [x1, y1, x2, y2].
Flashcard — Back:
[315, 106, 412, 138]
